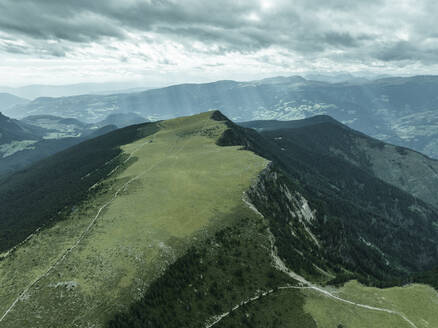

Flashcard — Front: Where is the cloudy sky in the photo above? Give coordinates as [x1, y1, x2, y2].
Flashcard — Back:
[1, 0, 438, 86]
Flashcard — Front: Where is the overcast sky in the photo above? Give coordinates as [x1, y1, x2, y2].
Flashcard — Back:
[1, 0, 438, 86]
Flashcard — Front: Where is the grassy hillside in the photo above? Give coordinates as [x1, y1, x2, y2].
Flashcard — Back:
[335, 281, 438, 327]
[1, 111, 438, 328]
[0, 122, 151, 252]
[0, 111, 268, 327]
[300, 280, 438, 328]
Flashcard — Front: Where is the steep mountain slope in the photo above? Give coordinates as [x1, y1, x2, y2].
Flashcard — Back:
[7, 75, 438, 157]
[1, 111, 437, 328]
[241, 115, 438, 209]
[247, 161, 437, 278]
[232, 118, 438, 275]
[0, 122, 147, 252]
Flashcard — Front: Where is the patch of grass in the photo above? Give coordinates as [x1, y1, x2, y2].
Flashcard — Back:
[0, 182, 120, 321]
[0, 112, 268, 327]
[304, 280, 438, 328]
[303, 288, 409, 328]
[337, 280, 438, 327]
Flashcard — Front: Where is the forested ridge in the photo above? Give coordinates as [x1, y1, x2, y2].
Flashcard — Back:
[218, 114, 438, 280]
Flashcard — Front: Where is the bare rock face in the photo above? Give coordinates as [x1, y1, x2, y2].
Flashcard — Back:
[246, 165, 320, 249]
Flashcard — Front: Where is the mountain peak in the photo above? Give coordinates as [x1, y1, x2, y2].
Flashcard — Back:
[210, 109, 230, 122]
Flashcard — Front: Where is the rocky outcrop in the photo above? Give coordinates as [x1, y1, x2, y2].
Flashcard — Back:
[245, 164, 328, 277]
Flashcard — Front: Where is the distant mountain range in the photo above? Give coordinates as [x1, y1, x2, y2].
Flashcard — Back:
[0, 93, 29, 112]
[5, 75, 438, 158]
[0, 82, 158, 99]
[1, 111, 437, 328]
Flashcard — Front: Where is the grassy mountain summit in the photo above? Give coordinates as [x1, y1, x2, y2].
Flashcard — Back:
[0, 111, 269, 327]
[0, 111, 437, 328]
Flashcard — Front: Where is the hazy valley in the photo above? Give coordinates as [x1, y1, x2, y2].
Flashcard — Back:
[4, 75, 438, 159]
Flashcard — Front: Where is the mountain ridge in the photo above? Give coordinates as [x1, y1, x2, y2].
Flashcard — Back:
[0, 111, 437, 328]
[0, 93, 29, 112]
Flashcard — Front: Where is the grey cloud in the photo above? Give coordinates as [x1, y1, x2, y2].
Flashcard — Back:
[0, 44, 29, 55]
[0, 0, 437, 67]
[0, 3, 125, 42]
[374, 41, 438, 63]
[322, 32, 360, 48]
[0, 39, 69, 57]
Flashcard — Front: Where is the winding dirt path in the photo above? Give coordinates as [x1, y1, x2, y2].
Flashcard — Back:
[205, 281, 417, 328]
[205, 198, 419, 328]
[267, 217, 418, 328]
